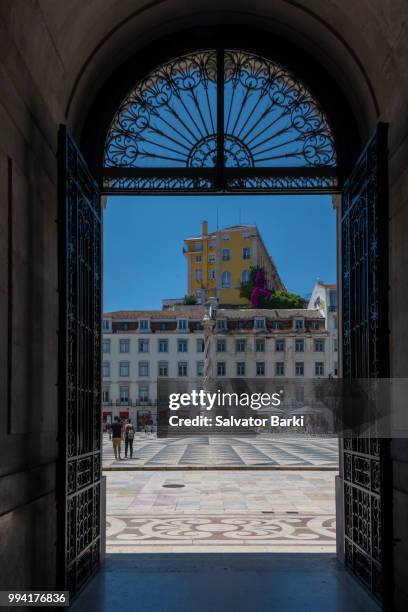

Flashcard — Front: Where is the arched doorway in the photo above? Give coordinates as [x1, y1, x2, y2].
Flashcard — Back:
[58, 27, 391, 606]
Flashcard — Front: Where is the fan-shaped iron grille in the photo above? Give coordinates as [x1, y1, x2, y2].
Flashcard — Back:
[103, 49, 338, 193]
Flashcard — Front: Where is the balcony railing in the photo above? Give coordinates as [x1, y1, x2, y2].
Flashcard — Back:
[102, 399, 158, 407]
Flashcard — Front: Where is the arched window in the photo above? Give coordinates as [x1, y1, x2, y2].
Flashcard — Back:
[103, 48, 337, 193]
[222, 271, 231, 287]
[241, 269, 251, 283]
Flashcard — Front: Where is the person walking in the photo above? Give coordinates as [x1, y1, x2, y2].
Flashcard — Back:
[124, 419, 135, 458]
[111, 416, 123, 460]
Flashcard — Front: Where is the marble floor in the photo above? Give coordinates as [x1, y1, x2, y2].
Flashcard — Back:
[103, 433, 339, 469]
[106, 470, 337, 553]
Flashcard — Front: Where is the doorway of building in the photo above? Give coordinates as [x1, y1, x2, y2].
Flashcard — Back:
[58, 31, 391, 607]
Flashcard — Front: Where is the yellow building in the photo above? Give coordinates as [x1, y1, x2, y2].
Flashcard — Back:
[184, 221, 285, 306]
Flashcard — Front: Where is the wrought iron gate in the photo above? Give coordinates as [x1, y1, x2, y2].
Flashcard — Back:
[58, 126, 102, 596]
[341, 124, 392, 605]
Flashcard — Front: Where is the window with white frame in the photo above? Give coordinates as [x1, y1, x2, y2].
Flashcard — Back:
[177, 319, 188, 331]
[138, 361, 149, 377]
[208, 269, 216, 280]
[158, 339, 168, 353]
[255, 317, 266, 330]
[294, 319, 304, 330]
[222, 271, 231, 287]
[178, 339, 188, 353]
[217, 362, 226, 376]
[217, 339, 226, 352]
[256, 362, 265, 376]
[216, 318, 227, 330]
[102, 387, 110, 402]
[223, 234, 230, 240]
[255, 339, 265, 352]
[236, 339, 246, 352]
[208, 253, 215, 263]
[139, 319, 150, 331]
[222, 248, 230, 261]
[295, 362, 304, 376]
[102, 362, 110, 377]
[271, 321, 281, 330]
[119, 339, 130, 353]
[119, 386, 129, 403]
[236, 362, 245, 376]
[242, 231, 250, 239]
[295, 339, 304, 352]
[103, 339, 110, 353]
[102, 319, 110, 331]
[275, 339, 285, 352]
[275, 362, 285, 376]
[196, 361, 204, 376]
[315, 362, 324, 376]
[195, 269, 202, 281]
[139, 385, 149, 402]
[158, 361, 168, 377]
[195, 255, 202, 263]
[242, 247, 251, 260]
[196, 338, 204, 353]
[314, 339, 325, 352]
[178, 361, 188, 377]
[119, 361, 130, 377]
[138, 339, 149, 353]
[241, 269, 251, 283]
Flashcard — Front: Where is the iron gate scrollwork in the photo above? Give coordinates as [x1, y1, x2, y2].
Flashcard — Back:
[58, 126, 102, 596]
[341, 123, 391, 605]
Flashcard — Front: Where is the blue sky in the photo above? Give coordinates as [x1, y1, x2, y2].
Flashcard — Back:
[103, 194, 336, 312]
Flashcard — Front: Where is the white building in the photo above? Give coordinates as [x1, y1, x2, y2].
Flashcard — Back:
[308, 281, 338, 377]
[102, 306, 331, 427]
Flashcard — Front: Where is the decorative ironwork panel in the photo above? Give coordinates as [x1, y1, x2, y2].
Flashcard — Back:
[58, 126, 102, 597]
[341, 124, 391, 605]
[103, 48, 338, 193]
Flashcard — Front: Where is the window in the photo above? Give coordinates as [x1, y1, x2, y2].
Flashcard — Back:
[159, 322, 168, 331]
[103, 339, 110, 353]
[241, 269, 251, 283]
[208, 253, 215, 263]
[217, 339, 226, 352]
[255, 317, 266, 330]
[209, 241, 215, 249]
[310, 321, 320, 330]
[333, 338, 338, 352]
[314, 339, 325, 352]
[195, 269, 202, 281]
[295, 362, 304, 376]
[122, 322, 129, 331]
[243, 231, 250, 239]
[102, 387, 110, 402]
[138, 361, 149, 377]
[223, 234, 230, 241]
[119, 386, 129, 403]
[255, 339, 265, 352]
[222, 248, 230, 261]
[295, 339, 304, 352]
[275, 339, 285, 352]
[195, 242, 203, 251]
[139, 385, 149, 402]
[222, 271, 231, 287]
[256, 362, 265, 376]
[178, 339, 188, 353]
[177, 319, 188, 330]
[119, 361, 130, 377]
[236, 362, 245, 376]
[195, 255, 202, 263]
[119, 339, 129, 353]
[216, 318, 227, 330]
[315, 362, 324, 376]
[275, 362, 285, 376]
[208, 269, 216, 280]
[236, 339, 246, 352]
[178, 362, 188, 377]
[196, 361, 204, 376]
[217, 362, 226, 376]
[294, 319, 304, 330]
[196, 338, 205, 353]
[138, 339, 149, 353]
[271, 321, 281, 330]
[139, 319, 149, 331]
[102, 362, 110, 377]
[329, 288, 337, 311]
[243, 247, 251, 260]
[102, 319, 110, 331]
[158, 339, 168, 353]
[158, 361, 168, 377]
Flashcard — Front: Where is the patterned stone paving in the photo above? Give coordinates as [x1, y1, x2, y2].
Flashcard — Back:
[103, 433, 338, 469]
[106, 470, 337, 552]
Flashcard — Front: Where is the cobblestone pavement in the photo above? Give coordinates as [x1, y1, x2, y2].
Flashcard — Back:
[106, 470, 337, 553]
[103, 433, 339, 469]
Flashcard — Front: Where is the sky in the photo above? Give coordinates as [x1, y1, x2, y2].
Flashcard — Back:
[103, 194, 336, 312]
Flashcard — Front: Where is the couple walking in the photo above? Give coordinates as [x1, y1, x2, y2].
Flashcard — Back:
[111, 416, 135, 460]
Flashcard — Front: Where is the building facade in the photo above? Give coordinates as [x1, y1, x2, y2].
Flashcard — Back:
[183, 221, 285, 306]
[102, 306, 330, 426]
[308, 281, 338, 377]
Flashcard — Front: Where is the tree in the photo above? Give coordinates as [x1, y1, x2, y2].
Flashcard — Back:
[239, 266, 307, 309]
[183, 294, 197, 305]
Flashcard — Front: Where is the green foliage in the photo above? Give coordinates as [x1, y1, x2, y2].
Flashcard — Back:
[239, 266, 307, 309]
[183, 294, 197, 305]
